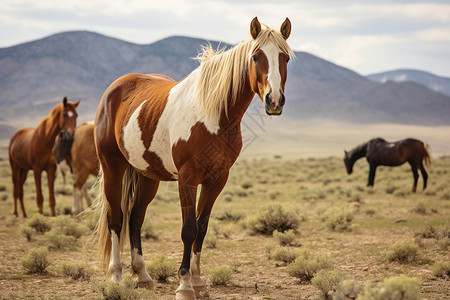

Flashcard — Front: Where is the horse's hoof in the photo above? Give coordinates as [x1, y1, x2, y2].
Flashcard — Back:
[175, 289, 196, 300]
[137, 280, 154, 290]
[193, 285, 208, 298]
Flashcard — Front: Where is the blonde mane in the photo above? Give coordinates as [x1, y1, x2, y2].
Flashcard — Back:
[195, 25, 294, 122]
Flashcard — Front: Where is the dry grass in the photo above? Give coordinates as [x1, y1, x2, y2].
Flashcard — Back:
[0, 156, 449, 299]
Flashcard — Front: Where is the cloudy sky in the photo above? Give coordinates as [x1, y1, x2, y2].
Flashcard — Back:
[1, 0, 449, 77]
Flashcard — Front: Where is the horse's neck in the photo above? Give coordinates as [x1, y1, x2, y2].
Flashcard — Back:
[349, 143, 367, 165]
[35, 115, 60, 148]
[223, 76, 255, 125]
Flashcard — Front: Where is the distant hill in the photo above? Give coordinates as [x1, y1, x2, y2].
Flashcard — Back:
[1, 31, 450, 127]
[367, 69, 450, 97]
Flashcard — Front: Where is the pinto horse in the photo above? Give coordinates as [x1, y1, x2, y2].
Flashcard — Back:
[9, 97, 80, 217]
[94, 17, 293, 299]
[344, 138, 431, 192]
[53, 122, 99, 215]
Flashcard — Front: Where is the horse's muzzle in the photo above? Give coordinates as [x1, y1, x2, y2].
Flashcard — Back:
[59, 130, 74, 140]
[264, 90, 285, 116]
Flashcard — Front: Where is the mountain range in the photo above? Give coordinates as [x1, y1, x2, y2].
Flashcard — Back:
[1, 30, 450, 134]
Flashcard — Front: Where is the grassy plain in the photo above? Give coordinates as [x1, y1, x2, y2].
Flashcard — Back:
[0, 155, 449, 299]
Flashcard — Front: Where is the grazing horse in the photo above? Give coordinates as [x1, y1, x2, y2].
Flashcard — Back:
[94, 17, 293, 299]
[344, 138, 431, 192]
[9, 97, 80, 217]
[53, 122, 99, 215]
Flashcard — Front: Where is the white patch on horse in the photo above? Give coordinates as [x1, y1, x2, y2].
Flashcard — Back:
[261, 42, 282, 101]
[389, 143, 396, 148]
[149, 69, 220, 178]
[131, 248, 152, 283]
[109, 232, 122, 281]
[122, 101, 150, 171]
[67, 111, 74, 117]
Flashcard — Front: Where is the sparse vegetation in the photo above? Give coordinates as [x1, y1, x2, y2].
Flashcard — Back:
[246, 203, 299, 235]
[311, 269, 345, 299]
[322, 207, 355, 232]
[269, 246, 299, 264]
[37, 230, 77, 251]
[20, 247, 50, 274]
[96, 274, 147, 300]
[356, 275, 421, 300]
[273, 229, 296, 246]
[386, 240, 419, 263]
[146, 254, 176, 282]
[286, 250, 333, 282]
[210, 266, 232, 286]
[27, 213, 52, 233]
[431, 260, 450, 278]
[59, 262, 92, 281]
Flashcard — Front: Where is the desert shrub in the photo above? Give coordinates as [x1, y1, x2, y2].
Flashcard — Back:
[438, 188, 450, 200]
[269, 247, 299, 264]
[386, 240, 419, 263]
[334, 279, 362, 300]
[215, 208, 244, 223]
[146, 254, 176, 282]
[37, 230, 77, 251]
[205, 233, 217, 249]
[287, 250, 333, 282]
[438, 237, 450, 250]
[54, 215, 84, 238]
[97, 274, 142, 300]
[322, 208, 354, 232]
[247, 203, 299, 235]
[431, 260, 450, 278]
[356, 275, 421, 300]
[60, 262, 92, 281]
[210, 266, 232, 286]
[311, 269, 345, 299]
[0, 185, 6, 192]
[412, 202, 427, 214]
[20, 247, 50, 274]
[273, 229, 296, 246]
[27, 213, 51, 233]
[21, 225, 34, 241]
[365, 209, 376, 217]
[415, 224, 438, 239]
[141, 220, 158, 240]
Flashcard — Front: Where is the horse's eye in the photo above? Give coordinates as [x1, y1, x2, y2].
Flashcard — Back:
[286, 58, 290, 63]
[252, 56, 259, 63]
[63, 113, 68, 118]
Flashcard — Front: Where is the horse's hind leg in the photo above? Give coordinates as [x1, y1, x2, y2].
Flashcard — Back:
[11, 163, 28, 217]
[410, 163, 419, 193]
[419, 163, 428, 190]
[129, 173, 159, 289]
[191, 173, 229, 297]
[73, 171, 90, 215]
[17, 169, 28, 218]
[368, 163, 377, 187]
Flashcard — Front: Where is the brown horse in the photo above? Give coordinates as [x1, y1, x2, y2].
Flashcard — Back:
[94, 17, 293, 299]
[53, 122, 99, 215]
[9, 97, 80, 217]
[344, 138, 431, 192]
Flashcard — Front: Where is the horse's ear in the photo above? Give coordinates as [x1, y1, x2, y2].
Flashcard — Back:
[344, 150, 348, 157]
[63, 97, 68, 107]
[75, 99, 81, 108]
[280, 18, 291, 40]
[250, 17, 261, 40]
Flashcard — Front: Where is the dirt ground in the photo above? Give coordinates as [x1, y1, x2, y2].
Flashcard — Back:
[0, 156, 449, 300]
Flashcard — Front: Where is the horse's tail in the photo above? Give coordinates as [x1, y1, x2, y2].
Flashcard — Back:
[93, 165, 138, 272]
[423, 142, 431, 168]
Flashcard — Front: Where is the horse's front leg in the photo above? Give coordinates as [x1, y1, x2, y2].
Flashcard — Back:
[33, 168, 44, 214]
[129, 174, 159, 289]
[176, 167, 199, 300]
[367, 163, 377, 187]
[410, 163, 419, 193]
[46, 163, 57, 216]
[190, 173, 229, 297]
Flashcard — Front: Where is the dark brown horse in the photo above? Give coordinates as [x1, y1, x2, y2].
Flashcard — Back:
[9, 97, 80, 217]
[53, 122, 99, 215]
[344, 138, 431, 192]
[94, 17, 293, 299]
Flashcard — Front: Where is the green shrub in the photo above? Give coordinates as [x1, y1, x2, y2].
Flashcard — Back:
[287, 250, 333, 282]
[20, 247, 50, 274]
[386, 240, 419, 263]
[215, 208, 244, 223]
[334, 279, 362, 300]
[21, 225, 34, 241]
[412, 202, 427, 214]
[431, 260, 450, 278]
[96, 274, 141, 300]
[322, 208, 354, 232]
[60, 262, 92, 281]
[356, 275, 421, 300]
[247, 203, 299, 235]
[54, 215, 84, 238]
[269, 247, 299, 264]
[37, 231, 77, 251]
[311, 269, 345, 299]
[210, 266, 232, 286]
[146, 254, 176, 282]
[27, 213, 51, 233]
[273, 229, 296, 246]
